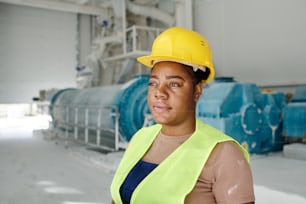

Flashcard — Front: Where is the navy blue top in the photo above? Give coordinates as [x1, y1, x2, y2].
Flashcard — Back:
[119, 160, 158, 203]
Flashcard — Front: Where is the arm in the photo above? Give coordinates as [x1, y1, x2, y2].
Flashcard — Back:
[212, 142, 255, 203]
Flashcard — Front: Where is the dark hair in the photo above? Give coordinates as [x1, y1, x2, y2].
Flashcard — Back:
[183, 64, 210, 84]
[151, 62, 210, 85]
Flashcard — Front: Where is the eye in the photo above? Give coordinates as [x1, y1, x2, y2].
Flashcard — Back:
[169, 81, 181, 88]
[148, 81, 158, 87]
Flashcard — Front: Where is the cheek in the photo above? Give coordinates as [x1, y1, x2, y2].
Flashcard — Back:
[172, 92, 194, 107]
[147, 90, 154, 104]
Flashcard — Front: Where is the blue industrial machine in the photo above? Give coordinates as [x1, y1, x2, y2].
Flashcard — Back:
[50, 75, 150, 148]
[50, 75, 293, 154]
[196, 77, 287, 154]
[282, 85, 306, 141]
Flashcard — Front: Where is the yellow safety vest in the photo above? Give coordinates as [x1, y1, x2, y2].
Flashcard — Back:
[110, 119, 249, 204]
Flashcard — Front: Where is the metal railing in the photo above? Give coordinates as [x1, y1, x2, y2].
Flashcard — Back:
[49, 104, 127, 151]
[101, 25, 163, 62]
[125, 25, 163, 54]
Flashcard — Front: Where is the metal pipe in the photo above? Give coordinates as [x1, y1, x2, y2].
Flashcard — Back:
[50, 75, 150, 150]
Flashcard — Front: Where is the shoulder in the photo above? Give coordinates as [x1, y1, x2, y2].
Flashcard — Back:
[200, 141, 254, 192]
[216, 141, 245, 156]
[209, 142, 255, 202]
[196, 119, 249, 161]
[203, 141, 252, 184]
[210, 141, 247, 164]
[202, 141, 249, 177]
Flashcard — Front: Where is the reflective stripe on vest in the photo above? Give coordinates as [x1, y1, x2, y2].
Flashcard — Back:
[110, 119, 249, 204]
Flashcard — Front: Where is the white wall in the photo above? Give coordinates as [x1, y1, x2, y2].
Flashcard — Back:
[0, 3, 78, 103]
[78, 14, 93, 66]
[2, 0, 305, 104]
[194, 0, 306, 87]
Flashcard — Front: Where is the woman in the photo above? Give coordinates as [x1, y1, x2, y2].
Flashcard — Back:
[110, 27, 255, 204]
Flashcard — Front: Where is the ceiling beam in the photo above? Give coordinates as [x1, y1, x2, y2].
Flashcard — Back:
[0, 0, 108, 15]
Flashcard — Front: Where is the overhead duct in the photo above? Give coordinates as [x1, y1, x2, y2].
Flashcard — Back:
[126, 1, 175, 26]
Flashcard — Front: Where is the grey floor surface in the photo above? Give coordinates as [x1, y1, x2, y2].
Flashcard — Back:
[1, 116, 306, 204]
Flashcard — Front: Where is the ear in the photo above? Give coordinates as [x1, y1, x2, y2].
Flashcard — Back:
[194, 83, 203, 102]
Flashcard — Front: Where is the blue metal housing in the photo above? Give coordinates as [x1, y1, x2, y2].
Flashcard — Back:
[283, 85, 306, 139]
[50, 75, 294, 154]
[50, 75, 150, 144]
[196, 79, 287, 154]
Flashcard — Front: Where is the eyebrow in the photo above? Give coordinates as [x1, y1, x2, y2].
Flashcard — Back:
[150, 75, 186, 81]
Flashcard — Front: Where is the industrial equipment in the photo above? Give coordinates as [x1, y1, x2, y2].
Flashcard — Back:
[196, 77, 287, 154]
[50, 75, 150, 149]
[282, 85, 306, 142]
[50, 75, 291, 154]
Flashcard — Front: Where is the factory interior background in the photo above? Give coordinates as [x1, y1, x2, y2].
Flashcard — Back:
[0, 0, 306, 203]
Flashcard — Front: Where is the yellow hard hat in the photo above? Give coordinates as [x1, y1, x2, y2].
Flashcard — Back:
[137, 26, 215, 83]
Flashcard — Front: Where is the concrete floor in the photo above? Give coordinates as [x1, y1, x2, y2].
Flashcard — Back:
[0, 116, 114, 204]
[1, 116, 306, 204]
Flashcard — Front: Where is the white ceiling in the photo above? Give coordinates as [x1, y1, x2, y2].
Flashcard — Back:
[0, 0, 167, 15]
[0, 0, 112, 15]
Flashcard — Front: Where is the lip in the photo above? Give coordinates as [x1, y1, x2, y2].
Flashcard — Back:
[152, 102, 171, 113]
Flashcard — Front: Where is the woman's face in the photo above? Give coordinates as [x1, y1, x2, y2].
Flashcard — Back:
[147, 61, 202, 126]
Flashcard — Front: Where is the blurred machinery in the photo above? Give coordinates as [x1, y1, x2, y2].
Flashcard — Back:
[196, 77, 287, 154]
[282, 85, 306, 142]
[44, 0, 305, 154]
[50, 76, 296, 155]
[50, 75, 150, 149]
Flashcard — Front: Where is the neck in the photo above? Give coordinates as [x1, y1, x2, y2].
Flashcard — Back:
[161, 118, 196, 136]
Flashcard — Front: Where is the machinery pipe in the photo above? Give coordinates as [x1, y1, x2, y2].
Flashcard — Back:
[50, 75, 150, 145]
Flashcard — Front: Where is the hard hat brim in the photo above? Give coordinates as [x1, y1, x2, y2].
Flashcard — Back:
[137, 55, 173, 68]
[137, 55, 210, 70]
[137, 55, 215, 83]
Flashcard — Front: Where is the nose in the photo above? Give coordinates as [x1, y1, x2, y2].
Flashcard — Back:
[155, 85, 168, 99]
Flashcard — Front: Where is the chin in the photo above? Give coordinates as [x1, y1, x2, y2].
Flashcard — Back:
[152, 115, 173, 125]
[152, 115, 166, 123]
